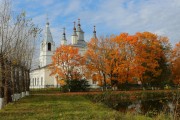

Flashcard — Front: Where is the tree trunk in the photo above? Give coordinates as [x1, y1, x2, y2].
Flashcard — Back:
[15, 66, 20, 100]
[21, 66, 25, 97]
[26, 69, 30, 96]
[11, 65, 16, 101]
[103, 73, 107, 91]
[0, 54, 5, 109]
[24, 69, 27, 92]
[4, 59, 12, 104]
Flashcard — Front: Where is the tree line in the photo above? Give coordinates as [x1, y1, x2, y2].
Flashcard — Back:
[0, 0, 40, 109]
[51, 32, 180, 91]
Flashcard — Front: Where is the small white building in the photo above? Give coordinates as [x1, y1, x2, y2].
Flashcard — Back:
[30, 19, 99, 89]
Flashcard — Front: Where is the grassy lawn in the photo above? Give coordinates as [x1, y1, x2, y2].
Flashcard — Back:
[1, 89, 176, 120]
[0, 93, 156, 120]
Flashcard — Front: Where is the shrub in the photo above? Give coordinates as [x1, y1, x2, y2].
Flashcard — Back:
[69, 79, 90, 92]
[60, 85, 69, 92]
[60, 79, 90, 92]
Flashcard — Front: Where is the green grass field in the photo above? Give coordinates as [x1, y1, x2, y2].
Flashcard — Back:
[0, 91, 172, 120]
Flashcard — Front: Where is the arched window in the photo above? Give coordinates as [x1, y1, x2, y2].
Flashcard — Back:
[32, 78, 34, 86]
[37, 78, 39, 86]
[35, 78, 36, 86]
[41, 77, 43, 86]
[48, 43, 51, 51]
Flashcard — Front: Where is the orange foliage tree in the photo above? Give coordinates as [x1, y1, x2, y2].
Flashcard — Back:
[50, 45, 84, 86]
[85, 32, 170, 89]
[85, 36, 117, 89]
[133, 32, 165, 85]
[111, 32, 167, 87]
[171, 42, 180, 85]
[112, 33, 138, 84]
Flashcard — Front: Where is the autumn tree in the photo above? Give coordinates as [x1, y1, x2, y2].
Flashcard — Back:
[85, 32, 171, 90]
[112, 33, 138, 86]
[85, 36, 117, 90]
[50, 45, 84, 90]
[171, 42, 180, 85]
[133, 32, 171, 88]
[85, 38, 104, 87]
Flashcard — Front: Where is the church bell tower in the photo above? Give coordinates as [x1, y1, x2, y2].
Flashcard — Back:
[39, 20, 55, 67]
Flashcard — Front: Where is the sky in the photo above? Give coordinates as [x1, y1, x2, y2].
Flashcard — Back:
[12, 0, 180, 47]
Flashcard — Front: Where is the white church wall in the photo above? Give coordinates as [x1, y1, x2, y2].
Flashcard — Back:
[30, 68, 46, 89]
[71, 35, 77, 44]
[44, 68, 56, 87]
[76, 31, 81, 40]
[30, 67, 58, 89]
[39, 51, 53, 67]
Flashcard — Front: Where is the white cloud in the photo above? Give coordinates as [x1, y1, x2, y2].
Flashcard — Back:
[63, 0, 81, 16]
[75, 0, 180, 45]
[14, 0, 180, 46]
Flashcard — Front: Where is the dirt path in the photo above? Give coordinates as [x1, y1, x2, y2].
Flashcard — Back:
[31, 89, 177, 96]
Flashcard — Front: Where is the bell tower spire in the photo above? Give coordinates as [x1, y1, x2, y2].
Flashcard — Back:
[78, 18, 81, 27]
[46, 14, 49, 25]
[44, 15, 53, 43]
[76, 18, 84, 42]
[71, 21, 78, 44]
[92, 25, 97, 39]
[61, 27, 67, 45]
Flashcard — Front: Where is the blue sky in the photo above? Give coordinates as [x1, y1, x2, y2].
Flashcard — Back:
[13, 0, 180, 46]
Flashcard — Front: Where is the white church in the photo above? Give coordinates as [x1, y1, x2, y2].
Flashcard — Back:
[30, 19, 98, 89]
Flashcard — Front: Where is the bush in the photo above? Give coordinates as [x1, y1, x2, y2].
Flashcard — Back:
[69, 79, 90, 92]
[60, 85, 69, 92]
[60, 79, 90, 92]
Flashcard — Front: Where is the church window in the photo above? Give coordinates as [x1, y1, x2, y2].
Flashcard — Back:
[35, 78, 36, 86]
[37, 78, 39, 86]
[48, 43, 51, 51]
[41, 77, 43, 86]
[32, 78, 34, 86]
